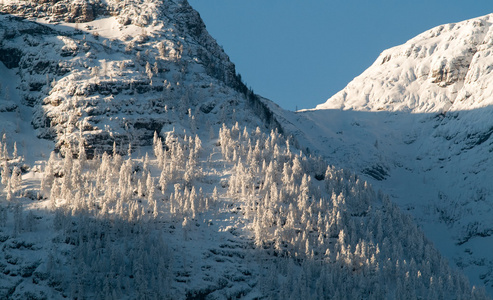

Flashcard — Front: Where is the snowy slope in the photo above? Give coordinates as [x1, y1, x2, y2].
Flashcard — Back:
[315, 13, 493, 114]
[274, 12, 493, 295]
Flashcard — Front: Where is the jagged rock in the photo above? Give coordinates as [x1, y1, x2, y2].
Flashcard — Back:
[0, 0, 104, 23]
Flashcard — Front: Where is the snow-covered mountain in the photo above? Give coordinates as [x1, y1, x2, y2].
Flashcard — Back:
[315, 14, 493, 114]
[0, 0, 489, 299]
[271, 12, 493, 295]
[0, 0, 276, 157]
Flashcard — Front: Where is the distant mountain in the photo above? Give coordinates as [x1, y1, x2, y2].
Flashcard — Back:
[271, 13, 493, 295]
[0, 1, 488, 299]
[316, 14, 493, 114]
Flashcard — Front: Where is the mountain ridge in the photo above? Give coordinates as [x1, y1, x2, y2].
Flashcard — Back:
[315, 13, 493, 114]
[0, 0, 278, 158]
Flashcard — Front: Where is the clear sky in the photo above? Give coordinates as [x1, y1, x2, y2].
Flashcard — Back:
[188, 1, 492, 111]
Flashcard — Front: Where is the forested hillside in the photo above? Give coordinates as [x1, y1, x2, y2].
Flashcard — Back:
[0, 123, 487, 298]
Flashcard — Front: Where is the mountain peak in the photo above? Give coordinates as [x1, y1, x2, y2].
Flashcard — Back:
[0, 0, 257, 156]
[315, 13, 493, 113]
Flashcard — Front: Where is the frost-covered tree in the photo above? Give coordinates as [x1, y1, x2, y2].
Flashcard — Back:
[1, 161, 10, 187]
[10, 166, 21, 195]
[157, 41, 167, 58]
[91, 66, 100, 78]
[146, 61, 153, 83]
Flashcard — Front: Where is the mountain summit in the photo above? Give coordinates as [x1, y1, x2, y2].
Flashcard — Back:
[316, 13, 493, 113]
[0, 0, 266, 157]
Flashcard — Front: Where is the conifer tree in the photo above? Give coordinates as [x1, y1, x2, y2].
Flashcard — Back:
[10, 166, 21, 194]
[1, 161, 9, 187]
[13, 142, 17, 159]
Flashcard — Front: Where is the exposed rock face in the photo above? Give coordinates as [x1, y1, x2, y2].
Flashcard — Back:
[0, 0, 271, 157]
[1, 0, 104, 22]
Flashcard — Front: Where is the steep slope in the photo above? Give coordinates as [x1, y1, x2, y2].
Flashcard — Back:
[315, 13, 493, 114]
[276, 12, 493, 295]
[0, 0, 270, 157]
[0, 1, 488, 299]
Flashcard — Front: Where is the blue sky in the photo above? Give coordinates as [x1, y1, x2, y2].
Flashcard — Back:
[188, 1, 492, 111]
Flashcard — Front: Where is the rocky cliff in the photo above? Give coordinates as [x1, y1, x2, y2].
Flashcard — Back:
[0, 0, 265, 157]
